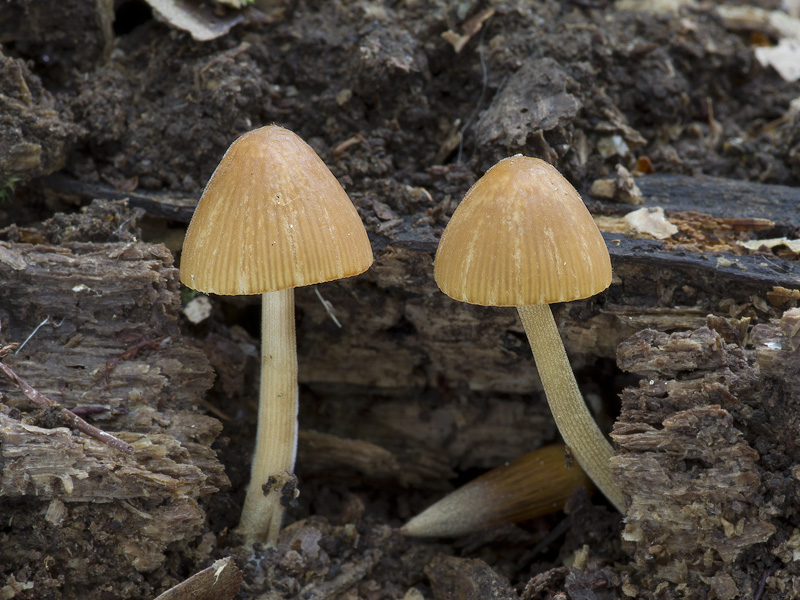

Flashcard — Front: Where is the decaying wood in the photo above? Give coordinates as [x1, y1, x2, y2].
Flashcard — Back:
[0, 239, 213, 423]
[39, 174, 800, 395]
[44, 169, 800, 228]
[0, 211, 229, 598]
[0, 405, 222, 573]
[300, 383, 558, 473]
[9, 181, 800, 598]
[303, 229, 799, 393]
[0, 353, 134, 454]
[289, 173, 800, 400]
[611, 309, 800, 598]
[0, 409, 222, 501]
[630, 173, 800, 226]
[43, 174, 198, 223]
[11, 179, 798, 475]
[31, 174, 800, 478]
[289, 227, 799, 476]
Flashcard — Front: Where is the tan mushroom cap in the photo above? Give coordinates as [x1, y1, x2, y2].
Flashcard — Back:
[434, 156, 611, 307]
[180, 125, 373, 295]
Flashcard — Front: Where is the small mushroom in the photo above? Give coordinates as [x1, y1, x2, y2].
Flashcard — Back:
[434, 156, 625, 513]
[400, 444, 592, 538]
[180, 125, 373, 547]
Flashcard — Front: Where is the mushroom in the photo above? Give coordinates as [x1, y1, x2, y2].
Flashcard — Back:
[434, 156, 625, 513]
[400, 444, 592, 538]
[180, 125, 373, 547]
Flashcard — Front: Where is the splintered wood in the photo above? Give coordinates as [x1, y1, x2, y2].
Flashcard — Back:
[0, 220, 228, 596]
[611, 310, 800, 598]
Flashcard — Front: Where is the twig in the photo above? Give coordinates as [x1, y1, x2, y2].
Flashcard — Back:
[0, 349, 135, 455]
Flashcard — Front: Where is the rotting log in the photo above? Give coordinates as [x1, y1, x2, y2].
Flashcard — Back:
[43, 169, 800, 228]
[32, 177, 800, 474]
[0, 229, 229, 598]
[627, 173, 800, 226]
[41, 174, 800, 394]
[0, 408, 219, 574]
[611, 309, 800, 598]
[8, 176, 800, 597]
[294, 176, 800, 492]
[0, 241, 214, 422]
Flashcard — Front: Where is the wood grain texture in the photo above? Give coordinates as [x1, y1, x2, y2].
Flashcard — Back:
[0, 222, 228, 596]
[611, 310, 800, 595]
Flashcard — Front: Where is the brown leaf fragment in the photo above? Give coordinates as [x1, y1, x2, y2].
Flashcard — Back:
[153, 556, 242, 600]
[766, 285, 800, 308]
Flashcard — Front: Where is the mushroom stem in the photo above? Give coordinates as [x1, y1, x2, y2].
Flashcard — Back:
[238, 288, 299, 547]
[517, 303, 626, 514]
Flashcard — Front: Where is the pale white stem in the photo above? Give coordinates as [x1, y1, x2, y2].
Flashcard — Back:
[237, 289, 299, 547]
[517, 303, 625, 514]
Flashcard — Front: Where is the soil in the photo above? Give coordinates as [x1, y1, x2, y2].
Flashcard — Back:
[1, 0, 800, 599]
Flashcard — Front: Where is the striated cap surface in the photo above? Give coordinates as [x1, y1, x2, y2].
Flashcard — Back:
[434, 156, 611, 306]
[180, 125, 373, 295]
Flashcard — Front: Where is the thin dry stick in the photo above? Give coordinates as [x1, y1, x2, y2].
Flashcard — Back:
[0, 345, 134, 455]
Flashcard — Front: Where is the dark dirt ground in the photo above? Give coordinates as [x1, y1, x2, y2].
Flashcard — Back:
[2, 0, 800, 598]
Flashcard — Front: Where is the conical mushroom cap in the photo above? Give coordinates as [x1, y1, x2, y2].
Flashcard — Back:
[180, 125, 373, 295]
[434, 156, 611, 307]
